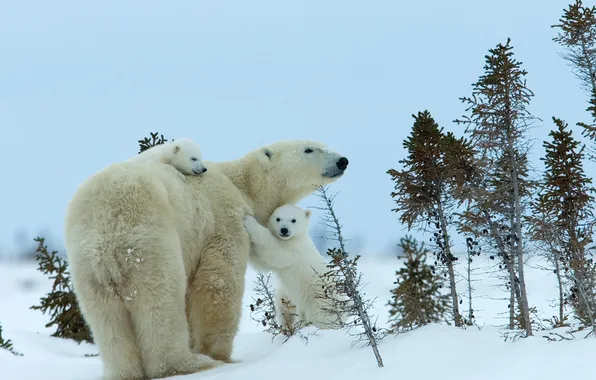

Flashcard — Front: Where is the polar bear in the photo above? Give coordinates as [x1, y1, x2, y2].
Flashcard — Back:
[244, 204, 351, 330]
[127, 137, 208, 176]
[63, 140, 349, 380]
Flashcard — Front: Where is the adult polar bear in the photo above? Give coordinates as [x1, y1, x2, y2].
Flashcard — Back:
[63, 140, 349, 380]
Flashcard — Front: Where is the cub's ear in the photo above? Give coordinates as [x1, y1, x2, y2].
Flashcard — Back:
[305, 210, 312, 218]
[173, 145, 181, 154]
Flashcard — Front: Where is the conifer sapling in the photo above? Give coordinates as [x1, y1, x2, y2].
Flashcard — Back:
[0, 323, 22, 356]
[30, 237, 93, 343]
[312, 185, 385, 368]
[387, 110, 476, 327]
[138, 132, 168, 154]
[387, 235, 449, 333]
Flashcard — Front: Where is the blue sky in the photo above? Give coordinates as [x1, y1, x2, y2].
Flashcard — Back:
[0, 0, 593, 258]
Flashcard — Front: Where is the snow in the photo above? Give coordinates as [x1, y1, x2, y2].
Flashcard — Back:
[1, 254, 595, 380]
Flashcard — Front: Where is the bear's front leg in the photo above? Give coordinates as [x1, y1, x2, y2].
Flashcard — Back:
[243, 215, 291, 270]
[186, 230, 250, 363]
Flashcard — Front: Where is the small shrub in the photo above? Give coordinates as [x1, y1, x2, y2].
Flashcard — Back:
[0, 323, 22, 356]
[30, 237, 93, 344]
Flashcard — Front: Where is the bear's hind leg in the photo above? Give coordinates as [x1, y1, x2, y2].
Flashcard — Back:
[75, 275, 145, 380]
[125, 229, 222, 378]
[186, 235, 248, 363]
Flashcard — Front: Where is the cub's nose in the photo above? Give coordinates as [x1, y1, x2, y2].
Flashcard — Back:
[280, 228, 289, 235]
[202, 167, 208, 173]
[336, 157, 349, 171]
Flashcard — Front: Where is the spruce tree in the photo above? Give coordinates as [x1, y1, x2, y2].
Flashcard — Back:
[455, 38, 537, 336]
[314, 186, 384, 368]
[530, 118, 595, 331]
[387, 110, 476, 327]
[388, 235, 448, 333]
[527, 201, 568, 327]
[0, 323, 21, 356]
[30, 238, 93, 343]
[553, 1, 596, 142]
[138, 132, 168, 154]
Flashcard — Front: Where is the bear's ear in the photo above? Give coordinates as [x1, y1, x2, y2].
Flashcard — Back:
[305, 209, 312, 218]
[258, 147, 274, 164]
[173, 145, 181, 154]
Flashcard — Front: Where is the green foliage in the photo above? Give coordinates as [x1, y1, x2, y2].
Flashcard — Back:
[0, 323, 22, 356]
[386, 111, 477, 327]
[138, 132, 168, 154]
[30, 237, 93, 344]
[387, 110, 476, 229]
[538, 118, 593, 224]
[530, 118, 596, 327]
[552, 1, 596, 146]
[455, 37, 537, 153]
[387, 236, 449, 333]
[454, 38, 537, 334]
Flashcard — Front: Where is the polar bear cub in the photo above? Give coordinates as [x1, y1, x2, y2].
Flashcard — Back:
[244, 204, 350, 330]
[127, 137, 208, 176]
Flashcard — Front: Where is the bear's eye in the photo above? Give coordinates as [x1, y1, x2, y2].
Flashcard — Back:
[191, 157, 197, 161]
[291, 219, 296, 223]
[304, 148, 313, 154]
[264, 149, 272, 159]
[276, 218, 281, 222]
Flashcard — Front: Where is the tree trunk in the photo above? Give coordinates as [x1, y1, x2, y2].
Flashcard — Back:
[553, 248, 565, 324]
[437, 201, 461, 327]
[580, 36, 596, 93]
[508, 143, 532, 336]
[483, 210, 520, 329]
[466, 245, 474, 324]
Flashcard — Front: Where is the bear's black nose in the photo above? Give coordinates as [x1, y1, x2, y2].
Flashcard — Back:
[202, 167, 208, 173]
[280, 228, 289, 235]
[336, 157, 349, 171]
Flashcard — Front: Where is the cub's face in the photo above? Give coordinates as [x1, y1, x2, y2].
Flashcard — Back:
[268, 204, 312, 240]
[171, 139, 208, 176]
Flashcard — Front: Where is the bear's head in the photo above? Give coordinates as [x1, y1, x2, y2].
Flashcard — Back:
[250, 140, 349, 203]
[267, 204, 311, 240]
[170, 138, 208, 176]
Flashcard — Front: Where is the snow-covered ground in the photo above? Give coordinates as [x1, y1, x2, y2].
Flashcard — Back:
[1, 254, 595, 380]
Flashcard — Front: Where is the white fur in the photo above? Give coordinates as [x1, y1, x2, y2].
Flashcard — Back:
[64, 140, 349, 380]
[127, 137, 207, 176]
[244, 204, 350, 329]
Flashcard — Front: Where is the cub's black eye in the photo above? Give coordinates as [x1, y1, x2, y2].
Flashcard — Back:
[304, 148, 313, 154]
[291, 219, 296, 223]
[264, 149, 272, 159]
[276, 218, 281, 222]
[191, 157, 197, 161]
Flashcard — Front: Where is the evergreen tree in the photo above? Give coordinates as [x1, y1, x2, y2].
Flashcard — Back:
[0, 323, 21, 356]
[387, 110, 476, 327]
[314, 186, 385, 368]
[529, 118, 595, 331]
[388, 235, 448, 333]
[138, 132, 168, 154]
[527, 201, 569, 327]
[30, 238, 93, 343]
[553, 1, 596, 143]
[455, 38, 537, 336]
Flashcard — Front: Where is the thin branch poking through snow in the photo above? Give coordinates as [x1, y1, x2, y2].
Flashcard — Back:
[313, 185, 385, 368]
